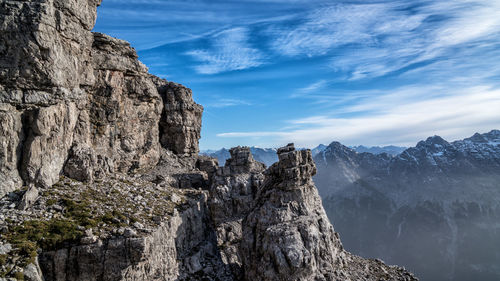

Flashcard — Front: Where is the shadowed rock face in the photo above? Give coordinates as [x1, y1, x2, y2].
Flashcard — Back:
[155, 79, 203, 157]
[0, 1, 417, 280]
[209, 147, 266, 277]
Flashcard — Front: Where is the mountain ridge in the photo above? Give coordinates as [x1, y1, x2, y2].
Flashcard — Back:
[313, 129, 500, 281]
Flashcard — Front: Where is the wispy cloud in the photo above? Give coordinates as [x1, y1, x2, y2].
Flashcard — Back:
[269, 3, 425, 57]
[186, 27, 266, 74]
[205, 98, 253, 108]
[268, 0, 500, 80]
[218, 85, 500, 147]
[291, 80, 329, 97]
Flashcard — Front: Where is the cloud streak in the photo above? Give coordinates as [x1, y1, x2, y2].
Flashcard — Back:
[269, 0, 500, 80]
[186, 28, 266, 74]
[205, 98, 253, 108]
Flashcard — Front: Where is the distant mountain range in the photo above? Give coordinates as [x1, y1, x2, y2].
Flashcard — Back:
[314, 130, 500, 281]
[201, 147, 278, 167]
[350, 145, 406, 156]
[201, 144, 406, 167]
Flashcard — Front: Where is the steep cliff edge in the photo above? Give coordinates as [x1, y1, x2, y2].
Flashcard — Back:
[0, 0, 201, 195]
[1, 1, 416, 280]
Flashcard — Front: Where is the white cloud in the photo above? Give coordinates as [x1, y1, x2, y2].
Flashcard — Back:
[205, 98, 252, 108]
[186, 27, 266, 74]
[291, 80, 329, 97]
[217, 85, 500, 148]
[268, 0, 500, 80]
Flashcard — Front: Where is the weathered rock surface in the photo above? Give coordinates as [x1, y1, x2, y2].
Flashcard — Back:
[209, 147, 265, 276]
[39, 193, 230, 281]
[241, 144, 416, 281]
[0, 104, 23, 195]
[155, 78, 203, 157]
[0, 0, 202, 197]
[0, 0, 101, 93]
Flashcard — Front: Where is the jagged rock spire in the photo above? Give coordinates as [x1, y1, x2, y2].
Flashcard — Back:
[241, 143, 343, 280]
[209, 146, 265, 277]
[240, 143, 417, 281]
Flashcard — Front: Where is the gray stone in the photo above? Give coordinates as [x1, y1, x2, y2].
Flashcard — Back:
[208, 146, 265, 276]
[0, 104, 23, 197]
[17, 185, 39, 211]
[52, 204, 63, 212]
[0, 243, 12, 255]
[154, 79, 203, 156]
[23, 262, 44, 281]
[132, 222, 144, 229]
[123, 228, 137, 238]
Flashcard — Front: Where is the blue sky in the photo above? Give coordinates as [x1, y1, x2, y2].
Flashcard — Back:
[94, 0, 500, 150]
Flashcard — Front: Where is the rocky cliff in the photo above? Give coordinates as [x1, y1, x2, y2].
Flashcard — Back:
[314, 131, 500, 281]
[0, 1, 417, 280]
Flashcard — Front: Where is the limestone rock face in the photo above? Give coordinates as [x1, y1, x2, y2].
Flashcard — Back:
[0, 104, 23, 195]
[240, 144, 417, 281]
[0, 0, 100, 98]
[155, 79, 203, 156]
[38, 193, 231, 281]
[23, 102, 79, 188]
[209, 147, 265, 276]
[0, 0, 200, 196]
[70, 32, 163, 177]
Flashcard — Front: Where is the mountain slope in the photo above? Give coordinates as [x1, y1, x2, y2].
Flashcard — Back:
[352, 145, 406, 156]
[314, 130, 500, 281]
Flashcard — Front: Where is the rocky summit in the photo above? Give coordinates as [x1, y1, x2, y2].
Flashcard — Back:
[0, 1, 417, 280]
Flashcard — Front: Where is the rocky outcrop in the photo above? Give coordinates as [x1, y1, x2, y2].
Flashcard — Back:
[209, 147, 265, 276]
[1, 0, 102, 192]
[38, 192, 230, 281]
[241, 144, 416, 281]
[155, 79, 203, 156]
[241, 144, 340, 280]
[70, 32, 163, 178]
[0, 0, 202, 196]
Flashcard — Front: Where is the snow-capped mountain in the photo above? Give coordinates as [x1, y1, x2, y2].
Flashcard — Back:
[351, 145, 406, 156]
[311, 144, 328, 156]
[314, 130, 500, 281]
